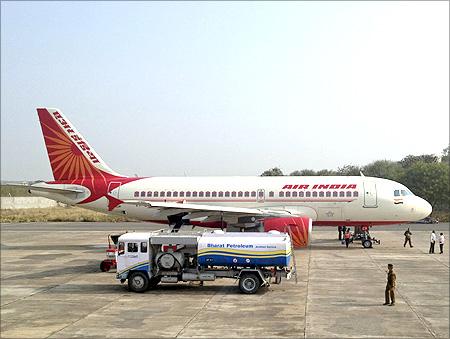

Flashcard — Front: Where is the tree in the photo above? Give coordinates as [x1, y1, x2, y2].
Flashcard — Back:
[316, 169, 337, 176]
[336, 165, 361, 176]
[402, 162, 449, 211]
[441, 146, 449, 164]
[261, 167, 284, 176]
[290, 169, 316, 176]
[362, 160, 404, 182]
[400, 154, 438, 168]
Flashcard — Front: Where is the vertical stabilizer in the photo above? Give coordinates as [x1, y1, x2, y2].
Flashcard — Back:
[37, 108, 124, 181]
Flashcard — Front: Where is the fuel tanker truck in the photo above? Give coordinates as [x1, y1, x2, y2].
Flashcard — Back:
[116, 230, 296, 294]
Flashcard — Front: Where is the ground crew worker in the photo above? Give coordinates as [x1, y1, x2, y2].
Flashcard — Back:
[384, 263, 396, 306]
[338, 226, 343, 240]
[429, 230, 436, 254]
[344, 229, 351, 248]
[403, 228, 413, 247]
[439, 233, 445, 254]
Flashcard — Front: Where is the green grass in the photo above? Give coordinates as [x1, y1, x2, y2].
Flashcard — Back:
[0, 206, 131, 223]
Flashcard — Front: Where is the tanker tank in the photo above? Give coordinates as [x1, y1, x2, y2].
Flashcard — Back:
[197, 231, 292, 267]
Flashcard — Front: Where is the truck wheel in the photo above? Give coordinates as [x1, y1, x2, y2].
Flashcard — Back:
[239, 273, 260, 294]
[128, 272, 149, 293]
[148, 277, 161, 290]
[362, 240, 373, 248]
[100, 261, 110, 272]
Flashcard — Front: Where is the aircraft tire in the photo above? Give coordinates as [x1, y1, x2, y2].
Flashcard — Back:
[100, 260, 110, 272]
[128, 272, 149, 293]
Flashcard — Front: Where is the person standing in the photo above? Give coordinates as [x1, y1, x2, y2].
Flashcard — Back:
[429, 230, 436, 254]
[439, 233, 445, 254]
[344, 229, 352, 248]
[338, 226, 343, 240]
[383, 263, 396, 306]
[404, 228, 413, 247]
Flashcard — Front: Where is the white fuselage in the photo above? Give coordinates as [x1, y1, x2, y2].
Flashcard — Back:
[32, 175, 432, 227]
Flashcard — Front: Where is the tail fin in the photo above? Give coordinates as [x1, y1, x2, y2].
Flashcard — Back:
[37, 108, 124, 181]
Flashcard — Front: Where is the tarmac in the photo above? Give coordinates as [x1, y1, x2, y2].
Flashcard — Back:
[1, 222, 449, 338]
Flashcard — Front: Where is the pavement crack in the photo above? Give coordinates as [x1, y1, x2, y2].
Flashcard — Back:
[174, 287, 223, 338]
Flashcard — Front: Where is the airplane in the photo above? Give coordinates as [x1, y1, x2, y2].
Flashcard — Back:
[7, 108, 432, 248]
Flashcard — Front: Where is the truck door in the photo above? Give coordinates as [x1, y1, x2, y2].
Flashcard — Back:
[363, 182, 378, 208]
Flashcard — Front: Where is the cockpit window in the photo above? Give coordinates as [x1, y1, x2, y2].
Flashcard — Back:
[401, 189, 413, 196]
[394, 190, 400, 197]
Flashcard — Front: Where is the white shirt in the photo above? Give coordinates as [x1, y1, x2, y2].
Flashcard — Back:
[439, 235, 445, 244]
[431, 233, 436, 242]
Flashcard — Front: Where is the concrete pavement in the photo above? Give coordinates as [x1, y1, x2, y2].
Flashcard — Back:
[1, 222, 448, 338]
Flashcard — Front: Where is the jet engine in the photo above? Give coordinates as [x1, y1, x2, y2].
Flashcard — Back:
[263, 216, 312, 248]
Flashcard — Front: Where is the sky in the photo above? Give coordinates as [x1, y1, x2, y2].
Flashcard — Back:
[1, 1, 448, 181]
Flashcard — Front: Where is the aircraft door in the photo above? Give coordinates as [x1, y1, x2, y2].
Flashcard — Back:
[257, 189, 265, 203]
[108, 182, 122, 199]
[363, 182, 378, 208]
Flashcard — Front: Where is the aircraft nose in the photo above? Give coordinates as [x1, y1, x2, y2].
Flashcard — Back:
[416, 198, 432, 220]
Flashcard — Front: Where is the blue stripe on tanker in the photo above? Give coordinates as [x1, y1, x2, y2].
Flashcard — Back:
[198, 254, 290, 267]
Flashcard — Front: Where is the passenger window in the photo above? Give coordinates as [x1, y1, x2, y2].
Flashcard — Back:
[353, 191, 358, 197]
[180, 191, 184, 197]
[167, 191, 172, 197]
[394, 190, 400, 197]
[286, 191, 291, 198]
[147, 191, 152, 197]
[333, 191, 338, 197]
[212, 191, 217, 197]
[251, 191, 256, 197]
[346, 191, 352, 197]
[279, 191, 284, 198]
[306, 191, 311, 197]
[154, 191, 159, 197]
[173, 191, 178, 197]
[127, 242, 138, 253]
[292, 191, 297, 198]
[319, 191, 324, 197]
[140, 242, 148, 253]
[140, 191, 146, 197]
[219, 191, 224, 197]
[339, 191, 345, 197]
[186, 191, 191, 197]
[231, 191, 236, 197]
[269, 191, 274, 197]
[199, 191, 204, 197]
[160, 191, 165, 197]
[205, 191, 210, 197]
[193, 191, 198, 197]
[299, 191, 304, 197]
[134, 191, 139, 197]
[326, 191, 331, 197]
[225, 191, 230, 197]
[312, 191, 318, 197]
[245, 191, 250, 197]
[238, 191, 243, 197]
[118, 242, 125, 255]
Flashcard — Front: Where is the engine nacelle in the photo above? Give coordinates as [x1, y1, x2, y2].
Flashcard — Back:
[263, 216, 312, 248]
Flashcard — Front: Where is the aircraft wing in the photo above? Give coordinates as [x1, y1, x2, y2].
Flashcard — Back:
[121, 200, 295, 218]
[3, 183, 85, 195]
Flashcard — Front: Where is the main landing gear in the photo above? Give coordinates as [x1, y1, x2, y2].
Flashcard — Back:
[353, 226, 381, 248]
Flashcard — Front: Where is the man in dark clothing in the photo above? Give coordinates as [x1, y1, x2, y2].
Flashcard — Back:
[404, 228, 413, 247]
[384, 263, 396, 306]
[338, 226, 343, 240]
